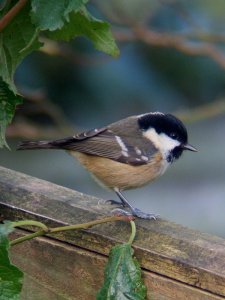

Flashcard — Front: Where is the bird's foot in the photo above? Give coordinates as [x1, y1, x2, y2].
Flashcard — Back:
[130, 208, 159, 220]
[111, 208, 133, 217]
[111, 207, 158, 220]
[105, 199, 126, 207]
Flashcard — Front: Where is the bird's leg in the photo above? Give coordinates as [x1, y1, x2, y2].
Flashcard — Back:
[115, 189, 158, 220]
[105, 188, 126, 207]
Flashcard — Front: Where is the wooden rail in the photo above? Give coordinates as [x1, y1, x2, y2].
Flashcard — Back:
[0, 165, 225, 299]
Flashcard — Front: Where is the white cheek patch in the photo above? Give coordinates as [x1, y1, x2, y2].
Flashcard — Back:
[143, 128, 180, 159]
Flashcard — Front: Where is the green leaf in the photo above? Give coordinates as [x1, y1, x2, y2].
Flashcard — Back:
[96, 243, 147, 300]
[0, 2, 42, 92]
[30, 0, 88, 31]
[46, 8, 120, 57]
[0, 79, 23, 148]
[0, 222, 24, 300]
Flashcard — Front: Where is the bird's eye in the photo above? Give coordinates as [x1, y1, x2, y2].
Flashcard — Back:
[170, 132, 178, 139]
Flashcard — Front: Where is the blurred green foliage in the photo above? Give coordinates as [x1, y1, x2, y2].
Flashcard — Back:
[0, 0, 118, 147]
[10, 0, 225, 132]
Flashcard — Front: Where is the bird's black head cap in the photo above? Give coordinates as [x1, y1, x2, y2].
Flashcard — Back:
[138, 112, 188, 144]
[138, 112, 188, 161]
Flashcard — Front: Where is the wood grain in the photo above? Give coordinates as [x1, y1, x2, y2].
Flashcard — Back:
[10, 230, 225, 300]
[1, 166, 225, 298]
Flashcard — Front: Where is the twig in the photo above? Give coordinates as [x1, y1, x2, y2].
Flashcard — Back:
[10, 215, 134, 246]
[6, 121, 73, 139]
[0, 0, 28, 33]
[41, 28, 225, 70]
[184, 31, 225, 44]
[114, 27, 225, 70]
[114, 28, 225, 44]
[11, 220, 49, 232]
[138, 27, 225, 69]
[176, 99, 225, 123]
[128, 221, 136, 245]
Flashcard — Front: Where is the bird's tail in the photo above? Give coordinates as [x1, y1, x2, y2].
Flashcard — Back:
[17, 140, 57, 150]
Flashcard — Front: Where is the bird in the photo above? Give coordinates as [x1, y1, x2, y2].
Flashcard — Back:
[18, 112, 197, 219]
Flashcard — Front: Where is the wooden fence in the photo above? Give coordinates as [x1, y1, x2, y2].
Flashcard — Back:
[0, 165, 225, 299]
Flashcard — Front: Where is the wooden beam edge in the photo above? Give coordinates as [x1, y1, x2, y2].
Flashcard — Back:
[1, 165, 225, 297]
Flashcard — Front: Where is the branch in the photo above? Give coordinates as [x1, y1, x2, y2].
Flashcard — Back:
[114, 27, 225, 70]
[139, 27, 225, 69]
[0, 0, 28, 33]
[10, 215, 134, 246]
[184, 31, 225, 44]
[11, 220, 49, 232]
[176, 98, 225, 123]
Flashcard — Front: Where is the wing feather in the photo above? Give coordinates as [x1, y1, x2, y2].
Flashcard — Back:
[51, 126, 157, 166]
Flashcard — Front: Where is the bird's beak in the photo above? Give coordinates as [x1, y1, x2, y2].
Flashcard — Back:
[182, 143, 198, 152]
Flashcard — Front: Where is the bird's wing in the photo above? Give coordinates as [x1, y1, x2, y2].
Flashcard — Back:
[52, 127, 157, 166]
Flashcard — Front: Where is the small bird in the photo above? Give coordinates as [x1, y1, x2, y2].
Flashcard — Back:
[18, 112, 197, 219]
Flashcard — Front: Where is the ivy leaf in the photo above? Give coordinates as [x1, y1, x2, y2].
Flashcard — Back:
[30, 0, 88, 31]
[0, 2, 42, 93]
[96, 243, 147, 300]
[0, 1, 40, 147]
[0, 79, 23, 148]
[46, 8, 120, 57]
[0, 222, 24, 300]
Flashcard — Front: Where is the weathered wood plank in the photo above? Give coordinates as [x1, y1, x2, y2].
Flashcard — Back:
[20, 275, 67, 300]
[10, 230, 224, 300]
[1, 166, 225, 298]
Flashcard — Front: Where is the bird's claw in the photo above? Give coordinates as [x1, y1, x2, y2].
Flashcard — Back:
[131, 208, 159, 220]
[111, 207, 159, 220]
